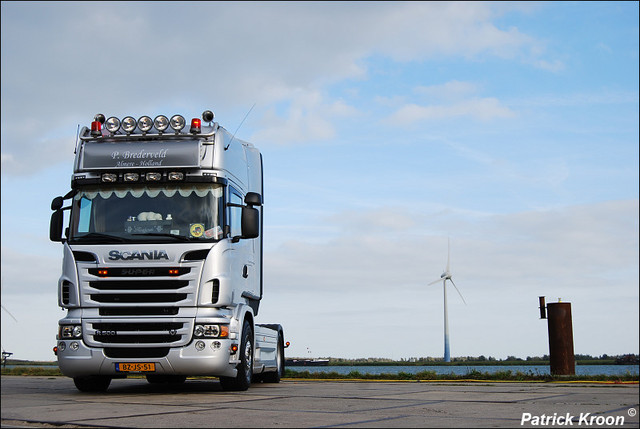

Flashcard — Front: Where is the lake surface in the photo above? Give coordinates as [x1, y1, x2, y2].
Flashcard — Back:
[286, 365, 639, 376]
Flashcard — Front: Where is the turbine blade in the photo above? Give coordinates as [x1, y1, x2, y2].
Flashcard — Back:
[448, 279, 467, 305]
[428, 278, 443, 286]
[1, 305, 18, 322]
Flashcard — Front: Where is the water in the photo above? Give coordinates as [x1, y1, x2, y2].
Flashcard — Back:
[286, 365, 639, 376]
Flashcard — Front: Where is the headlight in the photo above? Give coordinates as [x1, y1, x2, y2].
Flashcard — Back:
[194, 324, 228, 338]
[60, 325, 82, 339]
[194, 325, 205, 337]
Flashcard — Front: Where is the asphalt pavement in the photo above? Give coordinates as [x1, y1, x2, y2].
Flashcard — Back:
[1, 376, 638, 428]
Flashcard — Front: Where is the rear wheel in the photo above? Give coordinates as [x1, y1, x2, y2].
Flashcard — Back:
[220, 320, 253, 391]
[262, 334, 284, 383]
[73, 376, 111, 392]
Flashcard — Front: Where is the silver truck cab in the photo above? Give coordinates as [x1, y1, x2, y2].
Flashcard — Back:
[50, 111, 286, 392]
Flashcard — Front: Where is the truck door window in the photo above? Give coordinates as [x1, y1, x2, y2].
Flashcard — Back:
[229, 190, 243, 238]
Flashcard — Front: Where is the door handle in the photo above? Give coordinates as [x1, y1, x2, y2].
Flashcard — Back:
[242, 265, 249, 278]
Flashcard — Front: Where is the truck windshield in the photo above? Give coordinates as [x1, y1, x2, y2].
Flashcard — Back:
[69, 184, 224, 243]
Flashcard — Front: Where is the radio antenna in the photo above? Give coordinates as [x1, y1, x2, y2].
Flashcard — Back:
[73, 124, 81, 154]
[225, 103, 256, 150]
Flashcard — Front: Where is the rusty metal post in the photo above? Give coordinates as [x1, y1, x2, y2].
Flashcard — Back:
[539, 296, 547, 319]
[546, 301, 575, 375]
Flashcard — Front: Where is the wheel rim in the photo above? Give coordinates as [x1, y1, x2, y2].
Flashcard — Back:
[244, 339, 253, 384]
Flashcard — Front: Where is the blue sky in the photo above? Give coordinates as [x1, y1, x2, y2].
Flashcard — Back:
[1, 1, 638, 362]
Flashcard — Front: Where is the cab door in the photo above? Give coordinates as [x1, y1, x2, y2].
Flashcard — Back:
[228, 187, 257, 298]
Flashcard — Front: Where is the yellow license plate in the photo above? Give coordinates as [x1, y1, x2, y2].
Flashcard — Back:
[115, 362, 156, 372]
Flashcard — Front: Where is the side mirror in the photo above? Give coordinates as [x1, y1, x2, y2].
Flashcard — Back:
[51, 196, 64, 211]
[241, 206, 260, 239]
[50, 210, 64, 242]
[244, 192, 262, 206]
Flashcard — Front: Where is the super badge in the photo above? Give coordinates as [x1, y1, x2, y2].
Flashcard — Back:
[189, 223, 205, 238]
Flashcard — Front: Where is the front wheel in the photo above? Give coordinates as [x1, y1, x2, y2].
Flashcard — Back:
[219, 320, 253, 391]
[73, 376, 111, 392]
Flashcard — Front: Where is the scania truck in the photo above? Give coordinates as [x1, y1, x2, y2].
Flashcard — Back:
[49, 110, 286, 392]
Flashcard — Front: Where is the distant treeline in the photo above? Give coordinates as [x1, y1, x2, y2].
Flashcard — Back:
[306, 354, 640, 366]
[284, 369, 639, 383]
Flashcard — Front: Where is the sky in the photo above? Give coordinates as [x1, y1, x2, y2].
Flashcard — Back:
[1, 1, 638, 362]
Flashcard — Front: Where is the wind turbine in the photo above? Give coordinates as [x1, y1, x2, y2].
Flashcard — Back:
[428, 238, 466, 362]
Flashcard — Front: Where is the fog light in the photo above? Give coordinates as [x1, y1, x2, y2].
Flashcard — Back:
[124, 172, 139, 182]
[195, 340, 205, 351]
[70, 341, 79, 351]
[58, 341, 66, 352]
[145, 172, 162, 181]
[102, 173, 118, 183]
[122, 116, 136, 133]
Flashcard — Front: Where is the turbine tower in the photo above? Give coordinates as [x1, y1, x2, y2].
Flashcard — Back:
[428, 238, 466, 362]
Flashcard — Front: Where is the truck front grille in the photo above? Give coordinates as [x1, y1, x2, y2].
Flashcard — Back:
[84, 265, 197, 308]
[99, 307, 179, 316]
[104, 347, 170, 358]
[94, 334, 181, 343]
[85, 319, 192, 347]
[80, 264, 200, 347]
[89, 280, 189, 290]
[90, 293, 188, 303]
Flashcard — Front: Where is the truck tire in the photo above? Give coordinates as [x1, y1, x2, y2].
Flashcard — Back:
[262, 334, 284, 383]
[146, 375, 186, 384]
[73, 376, 111, 392]
[219, 320, 253, 391]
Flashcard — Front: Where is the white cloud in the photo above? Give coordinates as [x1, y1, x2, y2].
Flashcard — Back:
[414, 81, 480, 101]
[1, 1, 552, 174]
[388, 97, 516, 125]
[252, 89, 360, 145]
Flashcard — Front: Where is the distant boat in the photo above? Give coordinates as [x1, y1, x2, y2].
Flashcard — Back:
[285, 358, 330, 366]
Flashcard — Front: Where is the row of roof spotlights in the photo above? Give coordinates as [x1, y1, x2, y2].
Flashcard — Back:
[91, 110, 215, 136]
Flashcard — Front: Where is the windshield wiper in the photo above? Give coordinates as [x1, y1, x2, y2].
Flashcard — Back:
[131, 233, 194, 241]
[71, 232, 131, 243]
